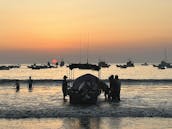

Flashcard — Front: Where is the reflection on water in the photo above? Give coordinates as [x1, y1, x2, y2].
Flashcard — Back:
[0, 117, 171, 129]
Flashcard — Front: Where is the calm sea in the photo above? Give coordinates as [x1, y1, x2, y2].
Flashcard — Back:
[0, 64, 172, 129]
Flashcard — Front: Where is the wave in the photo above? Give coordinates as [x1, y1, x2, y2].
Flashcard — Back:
[0, 79, 172, 85]
[0, 106, 171, 118]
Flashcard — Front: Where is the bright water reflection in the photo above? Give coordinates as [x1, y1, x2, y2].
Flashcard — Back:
[0, 117, 172, 129]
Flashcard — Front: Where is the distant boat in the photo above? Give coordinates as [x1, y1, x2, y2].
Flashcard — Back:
[153, 61, 172, 69]
[153, 49, 172, 69]
[98, 61, 110, 68]
[158, 65, 166, 70]
[68, 63, 100, 71]
[126, 60, 134, 67]
[60, 60, 65, 67]
[0, 66, 10, 70]
[27, 62, 56, 70]
[116, 60, 134, 68]
[141, 62, 149, 66]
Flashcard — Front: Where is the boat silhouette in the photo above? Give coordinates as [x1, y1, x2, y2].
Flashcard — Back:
[98, 60, 110, 68]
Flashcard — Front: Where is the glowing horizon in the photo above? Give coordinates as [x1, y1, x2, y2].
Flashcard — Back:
[0, 0, 172, 63]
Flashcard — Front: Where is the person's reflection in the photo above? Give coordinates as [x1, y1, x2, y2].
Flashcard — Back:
[64, 117, 100, 129]
[90, 117, 100, 129]
[79, 117, 90, 129]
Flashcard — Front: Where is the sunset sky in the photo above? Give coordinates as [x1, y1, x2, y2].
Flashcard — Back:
[0, 0, 172, 63]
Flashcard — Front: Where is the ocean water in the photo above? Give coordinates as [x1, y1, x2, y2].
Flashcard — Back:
[0, 64, 172, 80]
[0, 118, 172, 129]
[0, 64, 172, 128]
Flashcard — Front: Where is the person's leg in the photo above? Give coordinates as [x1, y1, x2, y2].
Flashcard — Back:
[116, 92, 120, 101]
[63, 92, 65, 100]
[118, 92, 121, 101]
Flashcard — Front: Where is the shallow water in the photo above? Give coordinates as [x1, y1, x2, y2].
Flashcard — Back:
[0, 117, 172, 129]
[0, 84, 171, 118]
[0, 64, 172, 128]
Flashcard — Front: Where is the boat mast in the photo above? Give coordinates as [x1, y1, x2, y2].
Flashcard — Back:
[86, 33, 89, 64]
[164, 48, 167, 61]
[79, 37, 81, 64]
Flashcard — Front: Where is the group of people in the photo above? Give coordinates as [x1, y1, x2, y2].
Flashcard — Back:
[62, 75, 121, 102]
[108, 75, 121, 102]
[15, 76, 33, 92]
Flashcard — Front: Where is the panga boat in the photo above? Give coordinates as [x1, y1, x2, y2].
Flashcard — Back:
[67, 63, 107, 104]
[141, 62, 149, 66]
[68, 74, 102, 104]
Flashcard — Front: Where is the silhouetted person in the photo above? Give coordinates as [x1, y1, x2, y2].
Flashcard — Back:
[98, 80, 109, 100]
[47, 61, 50, 67]
[15, 80, 20, 92]
[109, 75, 115, 101]
[28, 76, 33, 90]
[114, 75, 121, 101]
[62, 75, 68, 100]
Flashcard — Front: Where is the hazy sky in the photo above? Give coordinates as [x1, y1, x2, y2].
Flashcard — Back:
[0, 0, 172, 63]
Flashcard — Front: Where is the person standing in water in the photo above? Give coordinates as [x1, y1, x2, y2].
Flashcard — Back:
[28, 76, 33, 90]
[114, 75, 121, 101]
[62, 75, 68, 100]
[15, 80, 20, 92]
[109, 75, 115, 101]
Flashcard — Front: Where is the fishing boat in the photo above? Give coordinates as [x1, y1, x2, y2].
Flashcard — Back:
[153, 49, 172, 69]
[141, 62, 149, 66]
[60, 60, 65, 67]
[0, 66, 10, 70]
[116, 60, 134, 68]
[68, 74, 102, 104]
[98, 61, 110, 68]
[67, 63, 107, 104]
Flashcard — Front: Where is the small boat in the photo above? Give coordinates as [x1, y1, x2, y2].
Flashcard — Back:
[120, 65, 127, 68]
[68, 63, 101, 71]
[141, 62, 149, 66]
[98, 61, 110, 68]
[116, 60, 134, 68]
[153, 61, 172, 69]
[27, 63, 56, 70]
[158, 66, 166, 69]
[60, 60, 65, 67]
[0, 66, 10, 70]
[67, 62, 109, 104]
[68, 74, 103, 104]
[126, 60, 134, 67]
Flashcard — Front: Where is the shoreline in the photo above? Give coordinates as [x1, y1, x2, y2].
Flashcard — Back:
[0, 79, 172, 85]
